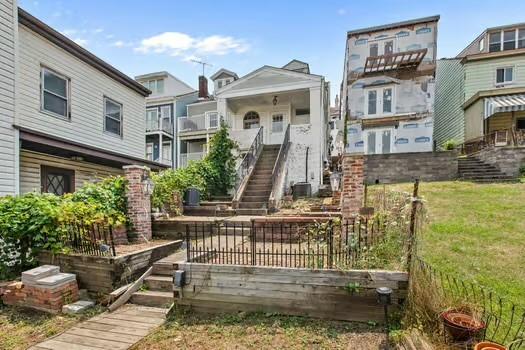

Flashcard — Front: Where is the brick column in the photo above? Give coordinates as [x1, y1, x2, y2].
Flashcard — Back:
[341, 153, 365, 220]
[123, 165, 152, 242]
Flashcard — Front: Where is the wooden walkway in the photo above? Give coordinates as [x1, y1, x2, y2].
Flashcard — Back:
[29, 304, 167, 350]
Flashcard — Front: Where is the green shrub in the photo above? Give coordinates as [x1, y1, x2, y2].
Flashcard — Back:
[206, 123, 239, 195]
[443, 139, 457, 151]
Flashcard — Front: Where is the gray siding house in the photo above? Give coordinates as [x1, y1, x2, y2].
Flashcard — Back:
[0, 4, 166, 197]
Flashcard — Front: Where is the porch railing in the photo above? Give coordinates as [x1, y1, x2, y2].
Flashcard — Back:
[459, 128, 525, 154]
[232, 126, 264, 202]
[178, 113, 220, 133]
[180, 152, 206, 168]
[269, 124, 291, 210]
[146, 118, 173, 134]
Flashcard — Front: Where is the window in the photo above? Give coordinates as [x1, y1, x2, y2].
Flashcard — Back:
[41, 166, 74, 195]
[489, 32, 501, 52]
[296, 108, 310, 115]
[104, 97, 122, 136]
[142, 79, 164, 94]
[355, 38, 367, 45]
[225, 79, 231, 85]
[479, 38, 485, 52]
[218, 80, 223, 89]
[369, 43, 378, 56]
[384, 41, 394, 55]
[162, 141, 172, 162]
[367, 132, 376, 154]
[382, 88, 392, 113]
[243, 111, 260, 129]
[519, 29, 525, 49]
[367, 90, 377, 115]
[272, 114, 284, 133]
[207, 112, 219, 128]
[41, 68, 69, 118]
[503, 30, 516, 50]
[145, 143, 153, 161]
[496, 67, 513, 85]
[146, 108, 158, 130]
[517, 119, 525, 130]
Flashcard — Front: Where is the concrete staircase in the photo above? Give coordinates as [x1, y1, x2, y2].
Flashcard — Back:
[130, 258, 174, 308]
[458, 155, 515, 182]
[236, 145, 280, 216]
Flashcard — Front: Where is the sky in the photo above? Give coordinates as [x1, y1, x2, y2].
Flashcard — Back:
[19, 0, 525, 105]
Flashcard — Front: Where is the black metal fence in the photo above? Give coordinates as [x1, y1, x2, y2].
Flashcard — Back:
[185, 217, 389, 269]
[62, 222, 116, 256]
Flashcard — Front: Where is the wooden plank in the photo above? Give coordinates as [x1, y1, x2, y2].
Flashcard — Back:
[102, 313, 165, 325]
[65, 328, 141, 344]
[86, 316, 155, 330]
[47, 333, 129, 350]
[108, 266, 152, 312]
[33, 339, 106, 350]
[77, 321, 151, 336]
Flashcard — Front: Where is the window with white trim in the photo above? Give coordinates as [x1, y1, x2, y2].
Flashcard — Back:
[41, 67, 69, 118]
[104, 97, 123, 136]
[145, 143, 153, 161]
[365, 86, 394, 116]
[489, 32, 501, 52]
[496, 67, 513, 86]
[519, 29, 525, 49]
[207, 112, 219, 128]
[141, 79, 164, 94]
[162, 141, 172, 162]
[503, 30, 516, 50]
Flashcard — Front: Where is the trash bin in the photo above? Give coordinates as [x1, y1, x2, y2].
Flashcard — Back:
[185, 187, 200, 206]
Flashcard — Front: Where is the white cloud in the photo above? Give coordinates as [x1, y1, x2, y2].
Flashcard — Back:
[73, 38, 88, 47]
[112, 40, 133, 48]
[105, 34, 115, 39]
[93, 28, 104, 34]
[134, 31, 249, 59]
[337, 8, 347, 15]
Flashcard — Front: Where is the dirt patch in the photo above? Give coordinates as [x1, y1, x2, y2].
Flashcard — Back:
[114, 239, 173, 256]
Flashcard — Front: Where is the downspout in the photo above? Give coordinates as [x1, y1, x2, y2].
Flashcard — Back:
[305, 146, 309, 183]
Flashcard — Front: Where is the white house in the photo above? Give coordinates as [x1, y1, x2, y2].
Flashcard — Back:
[0, 3, 165, 197]
[177, 60, 330, 210]
[341, 16, 439, 154]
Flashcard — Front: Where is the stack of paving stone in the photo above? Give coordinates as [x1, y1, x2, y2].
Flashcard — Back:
[2, 265, 79, 313]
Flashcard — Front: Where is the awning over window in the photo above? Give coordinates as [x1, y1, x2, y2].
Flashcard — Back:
[484, 94, 525, 119]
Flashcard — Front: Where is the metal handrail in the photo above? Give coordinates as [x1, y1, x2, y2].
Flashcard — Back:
[233, 126, 264, 197]
[269, 124, 291, 208]
[459, 128, 519, 154]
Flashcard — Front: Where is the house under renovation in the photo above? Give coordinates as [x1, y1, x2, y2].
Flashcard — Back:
[341, 15, 439, 154]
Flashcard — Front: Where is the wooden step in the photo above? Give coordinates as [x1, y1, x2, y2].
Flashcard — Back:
[235, 208, 268, 216]
[241, 195, 269, 203]
[238, 202, 267, 209]
[144, 275, 172, 292]
[130, 290, 173, 308]
[152, 262, 174, 276]
[244, 190, 272, 197]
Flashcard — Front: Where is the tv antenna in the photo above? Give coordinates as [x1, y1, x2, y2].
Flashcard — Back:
[191, 59, 213, 76]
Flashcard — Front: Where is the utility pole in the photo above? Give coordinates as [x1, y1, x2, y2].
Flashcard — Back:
[191, 59, 213, 76]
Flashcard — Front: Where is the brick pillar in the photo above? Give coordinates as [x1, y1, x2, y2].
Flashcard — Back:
[341, 153, 365, 220]
[123, 165, 152, 242]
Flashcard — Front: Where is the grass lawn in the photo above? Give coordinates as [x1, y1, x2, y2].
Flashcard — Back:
[373, 181, 525, 306]
[0, 304, 102, 350]
[132, 308, 386, 350]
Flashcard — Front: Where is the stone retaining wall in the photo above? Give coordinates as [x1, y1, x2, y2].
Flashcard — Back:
[475, 146, 525, 177]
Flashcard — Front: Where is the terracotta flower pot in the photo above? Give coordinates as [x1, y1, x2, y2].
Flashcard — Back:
[441, 310, 486, 342]
[474, 341, 507, 350]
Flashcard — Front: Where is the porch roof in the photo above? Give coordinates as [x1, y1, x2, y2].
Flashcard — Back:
[484, 94, 525, 119]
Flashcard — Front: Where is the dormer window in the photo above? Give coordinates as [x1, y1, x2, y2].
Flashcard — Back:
[519, 29, 525, 49]
[141, 78, 164, 94]
[489, 32, 501, 52]
[218, 80, 223, 89]
[488, 29, 525, 52]
[503, 30, 516, 50]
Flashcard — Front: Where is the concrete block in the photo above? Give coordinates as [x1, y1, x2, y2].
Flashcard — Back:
[22, 265, 60, 285]
[62, 300, 95, 314]
[36, 273, 76, 288]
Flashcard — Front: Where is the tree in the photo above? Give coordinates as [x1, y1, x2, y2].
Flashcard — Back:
[205, 122, 239, 195]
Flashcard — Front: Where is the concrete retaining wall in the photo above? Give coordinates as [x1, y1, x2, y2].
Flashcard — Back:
[364, 151, 458, 184]
[175, 262, 408, 323]
[475, 146, 525, 177]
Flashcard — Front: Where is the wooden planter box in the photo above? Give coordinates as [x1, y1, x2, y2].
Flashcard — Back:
[38, 240, 182, 294]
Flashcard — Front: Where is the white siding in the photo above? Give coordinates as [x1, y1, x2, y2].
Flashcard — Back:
[0, 0, 16, 196]
[16, 26, 146, 159]
[20, 150, 122, 194]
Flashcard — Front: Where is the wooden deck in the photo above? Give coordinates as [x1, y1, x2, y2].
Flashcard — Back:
[29, 304, 167, 350]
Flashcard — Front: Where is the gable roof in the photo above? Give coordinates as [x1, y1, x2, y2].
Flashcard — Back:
[216, 65, 322, 95]
[347, 15, 440, 37]
[210, 68, 239, 81]
[282, 59, 310, 74]
[18, 8, 150, 97]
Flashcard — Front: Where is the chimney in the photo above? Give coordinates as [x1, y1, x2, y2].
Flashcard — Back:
[198, 75, 208, 99]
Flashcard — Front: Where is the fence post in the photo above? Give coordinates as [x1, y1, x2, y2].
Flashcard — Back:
[407, 179, 420, 272]
[328, 219, 334, 269]
[185, 224, 190, 262]
[251, 219, 256, 266]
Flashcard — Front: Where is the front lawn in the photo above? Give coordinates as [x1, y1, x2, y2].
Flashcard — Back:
[132, 309, 386, 350]
[0, 304, 102, 350]
[372, 181, 525, 306]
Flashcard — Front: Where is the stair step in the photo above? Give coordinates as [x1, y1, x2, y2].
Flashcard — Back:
[152, 262, 174, 276]
[238, 202, 267, 209]
[241, 195, 269, 202]
[131, 290, 173, 308]
[144, 275, 172, 292]
[235, 208, 268, 216]
[244, 190, 272, 197]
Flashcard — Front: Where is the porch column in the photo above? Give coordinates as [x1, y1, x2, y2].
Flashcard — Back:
[217, 98, 228, 126]
[309, 86, 323, 189]
[123, 165, 152, 242]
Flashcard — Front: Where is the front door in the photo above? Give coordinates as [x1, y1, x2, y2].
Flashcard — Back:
[365, 129, 392, 154]
[269, 112, 287, 145]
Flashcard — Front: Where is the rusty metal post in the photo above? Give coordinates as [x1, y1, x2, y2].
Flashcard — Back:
[407, 179, 420, 271]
